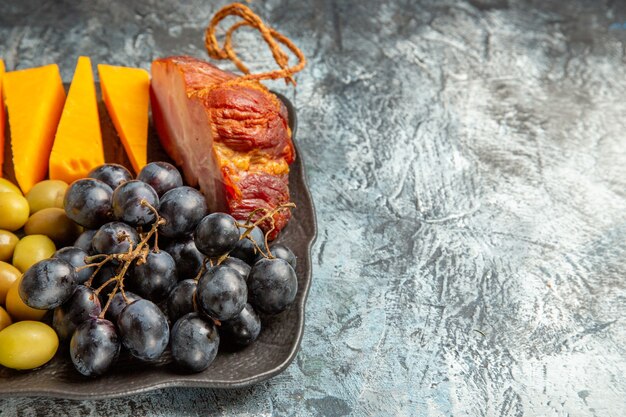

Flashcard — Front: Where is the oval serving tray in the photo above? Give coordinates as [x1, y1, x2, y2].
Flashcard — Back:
[0, 86, 316, 399]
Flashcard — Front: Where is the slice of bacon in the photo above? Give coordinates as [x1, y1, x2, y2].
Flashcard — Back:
[150, 56, 294, 239]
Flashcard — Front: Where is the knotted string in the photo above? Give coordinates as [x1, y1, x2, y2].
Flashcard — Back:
[205, 2, 306, 85]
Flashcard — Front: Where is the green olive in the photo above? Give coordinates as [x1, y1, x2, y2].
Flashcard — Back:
[0, 193, 30, 231]
[24, 208, 82, 246]
[0, 307, 12, 331]
[0, 230, 19, 262]
[0, 307, 13, 330]
[12, 235, 56, 273]
[0, 321, 58, 370]
[0, 178, 22, 195]
[0, 261, 21, 305]
[25, 180, 68, 214]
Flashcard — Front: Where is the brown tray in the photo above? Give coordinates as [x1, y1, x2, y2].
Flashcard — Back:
[0, 85, 316, 399]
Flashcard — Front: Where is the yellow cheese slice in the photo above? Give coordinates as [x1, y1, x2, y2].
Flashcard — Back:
[49, 56, 105, 184]
[98, 64, 150, 173]
[3, 64, 66, 193]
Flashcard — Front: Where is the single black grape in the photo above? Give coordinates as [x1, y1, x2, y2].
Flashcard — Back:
[163, 237, 204, 280]
[230, 226, 266, 265]
[170, 313, 219, 372]
[19, 258, 77, 310]
[92, 264, 119, 301]
[74, 229, 97, 254]
[127, 250, 177, 301]
[64, 178, 113, 229]
[167, 279, 197, 323]
[106, 291, 142, 323]
[248, 258, 297, 315]
[117, 299, 169, 361]
[92, 222, 140, 255]
[53, 246, 94, 285]
[53, 285, 101, 341]
[158, 186, 207, 238]
[220, 303, 261, 347]
[70, 318, 120, 376]
[196, 265, 247, 321]
[194, 213, 239, 258]
[111, 180, 159, 226]
[137, 162, 183, 197]
[88, 164, 133, 190]
[269, 244, 297, 270]
[221, 257, 251, 281]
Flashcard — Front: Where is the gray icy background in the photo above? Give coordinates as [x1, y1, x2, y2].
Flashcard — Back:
[1, 0, 625, 416]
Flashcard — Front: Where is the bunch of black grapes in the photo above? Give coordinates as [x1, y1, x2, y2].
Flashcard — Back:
[18, 162, 298, 376]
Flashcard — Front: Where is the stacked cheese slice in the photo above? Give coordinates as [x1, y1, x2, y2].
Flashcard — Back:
[0, 58, 150, 192]
[49, 56, 105, 184]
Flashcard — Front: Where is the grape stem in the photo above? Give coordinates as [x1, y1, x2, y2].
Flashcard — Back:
[84, 253, 110, 263]
[142, 199, 163, 253]
[94, 243, 135, 316]
[78, 259, 108, 271]
[234, 202, 296, 260]
[193, 258, 211, 282]
[77, 200, 165, 319]
[99, 280, 120, 318]
[81, 258, 111, 288]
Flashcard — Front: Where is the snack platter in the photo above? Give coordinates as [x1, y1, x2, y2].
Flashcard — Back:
[0, 87, 316, 399]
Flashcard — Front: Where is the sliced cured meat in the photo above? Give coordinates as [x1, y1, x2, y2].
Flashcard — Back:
[150, 56, 294, 238]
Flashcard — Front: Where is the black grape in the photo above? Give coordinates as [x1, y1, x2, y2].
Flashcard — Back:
[64, 178, 113, 229]
[73, 230, 97, 254]
[158, 186, 207, 238]
[92, 222, 140, 255]
[54, 246, 94, 284]
[248, 258, 297, 315]
[220, 303, 261, 347]
[106, 291, 142, 323]
[221, 257, 251, 281]
[53, 285, 101, 341]
[230, 225, 266, 265]
[194, 213, 239, 258]
[196, 265, 247, 321]
[167, 279, 197, 323]
[170, 313, 219, 372]
[117, 299, 169, 361]
[269, 244, 297, 270]
[137, 161, 183, 197]
[163, 237, 204, 280]
[127, 250, 177, 301]
[18, 258, 77, 310]
[88, 164, 133, 190]
[70, 318, 120, 376]
[111, 180, 159, 226]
